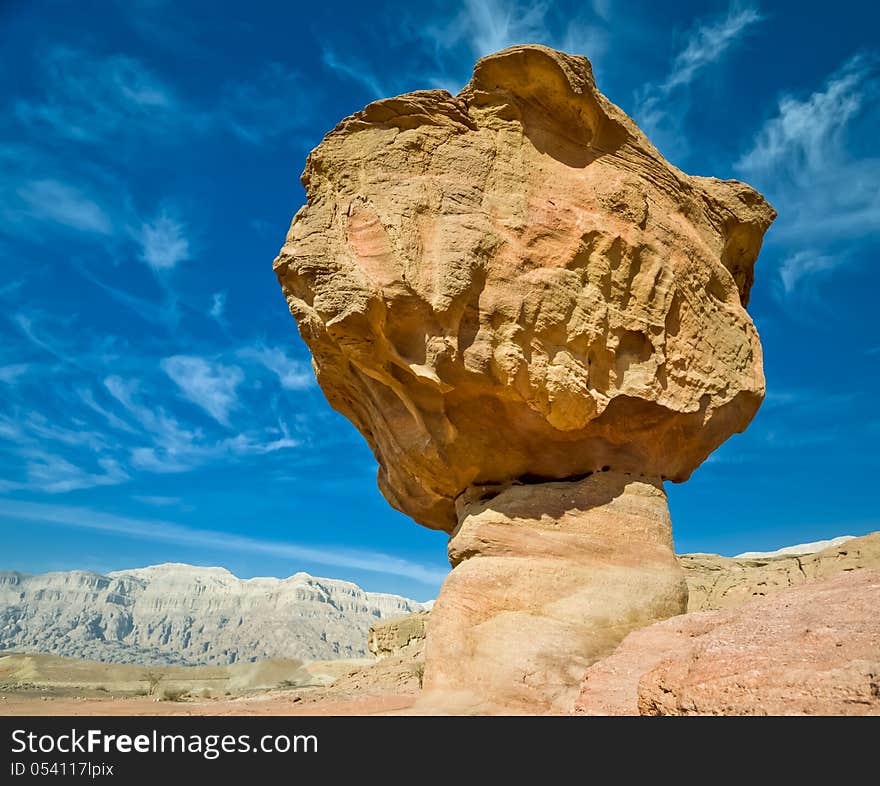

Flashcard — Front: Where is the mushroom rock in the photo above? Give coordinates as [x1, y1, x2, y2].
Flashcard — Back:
[274, 45, 776, 712]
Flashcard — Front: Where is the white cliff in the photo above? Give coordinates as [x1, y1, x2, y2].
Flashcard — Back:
[734, 535, 855, 559]
[0, 563, 427, 666]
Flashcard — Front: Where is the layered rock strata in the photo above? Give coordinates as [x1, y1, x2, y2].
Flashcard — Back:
[682, 532, 880, 611]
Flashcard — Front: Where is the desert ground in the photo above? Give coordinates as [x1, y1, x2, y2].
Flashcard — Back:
[0, 649, 420, 716]
[0, 689, 416, 717]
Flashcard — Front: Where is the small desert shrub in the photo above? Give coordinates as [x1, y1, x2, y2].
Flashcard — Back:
[278, 679, 299, 689]
[160, 687, 189, 702]
[141, 670, 164, 697]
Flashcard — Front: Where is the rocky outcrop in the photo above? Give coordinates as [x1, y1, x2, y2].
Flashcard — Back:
[368, 611, 429, 659]
[275, 44, 774, 533]
[0, 564, 427, 666]
[274, 44, 774, 712]
[574, 569, 880, 716]
[423, 473, 686, 712]
[682, 532, 880, 611]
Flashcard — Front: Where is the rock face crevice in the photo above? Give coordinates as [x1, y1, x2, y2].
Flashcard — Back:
[274, 44, 774, 712]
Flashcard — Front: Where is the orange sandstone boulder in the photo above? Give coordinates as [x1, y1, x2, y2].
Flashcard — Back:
[274, 45, 775, 532]
[274, 44, 774, 713]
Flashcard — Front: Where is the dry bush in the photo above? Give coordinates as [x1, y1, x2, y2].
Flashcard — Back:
[141, 670, 164, 697]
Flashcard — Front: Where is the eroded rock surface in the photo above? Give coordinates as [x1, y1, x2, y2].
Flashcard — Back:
[421, 472, 687, 713]
[574, 569, 880, 716]
[275, 45, 775, 532]
[367, 611, 429, 660]
[682, 532, 880, 611]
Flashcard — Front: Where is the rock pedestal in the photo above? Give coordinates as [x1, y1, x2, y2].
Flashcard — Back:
[273, 44, 774, 713]
[420, 472, 687, 712]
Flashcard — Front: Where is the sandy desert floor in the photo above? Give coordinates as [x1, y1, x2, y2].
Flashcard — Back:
[0, 651, 422, 716]
[0, 689, 417, 716]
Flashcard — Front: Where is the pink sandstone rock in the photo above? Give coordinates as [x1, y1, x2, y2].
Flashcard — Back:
[574, 569, 880, 716]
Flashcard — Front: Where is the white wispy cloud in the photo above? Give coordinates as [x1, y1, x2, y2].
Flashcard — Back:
[14, 312, 78, 367]
[102, 373, 298, 475]
[15, 44, 310, 156]
[0, 144, 130, 262]
[128, 447, 193, 474]
[215, 63, 314, 144]
[662, 4, 763, 91]
[778, 251, 839, 294]
[2, 169, 188, 336]
[0, 364, 30, 384]
[0, 401, 128, 493]
[409, 0, 607, 95]
[128, 429, 298, 474]
[426, 0, 606, 63]
[13, 310, 131, 374]
[322, 49, 386, 100]
[736, 54, 874, 177]
[14, 46, 175, 145]
[126, 419, 298, 475]
[105, 375, 199, 445]
[9, 411, 108, 453]
[560, 21, 608, 63]
[137, 211, 190, 271]
[133, 495, 181, 507]
[0, 500, 448, 586]
[160, 355, 243, 426]
[456, 0, 551, 58]
[239, 345, 313, 391]
[591, 0, 612, 21]
[78, 386, 139, 434]
[704, 389, 859, 466]
[0, 342, 300, 494]
[73, 257, 183, 328]
[634, 2, 764, 158]
[209, 292, 226, 319]
[2, 158, 185, 329]
[762, 388, 859, 413]
[15, 179, 114, 235]
[736, 53, 880, 294]
[0, 280, 24, 299]
[11, 452, 129, 494]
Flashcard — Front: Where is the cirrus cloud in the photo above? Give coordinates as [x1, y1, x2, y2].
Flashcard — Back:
[160, 355, 243, 426]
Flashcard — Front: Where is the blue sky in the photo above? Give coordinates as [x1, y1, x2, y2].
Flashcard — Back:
[0, 0, 878, 600]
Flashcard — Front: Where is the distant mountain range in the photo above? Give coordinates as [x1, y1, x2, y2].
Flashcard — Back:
[0, 563, 428, 666]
